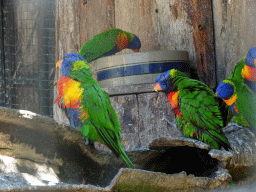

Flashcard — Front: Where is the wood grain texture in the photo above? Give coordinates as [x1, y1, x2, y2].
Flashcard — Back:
[78, 0, 115, 79]
[54, 0, 81, 124]
[213, 0, 256, 83]
[115, 0, 160, 54]
[115, 0, 216, 88]
[137, 92, 182, 149]
[109, 95, 140, 151]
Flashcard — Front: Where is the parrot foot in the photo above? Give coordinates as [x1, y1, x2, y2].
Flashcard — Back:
[85, 139, 96, 149]
[163, 116, 178, 130]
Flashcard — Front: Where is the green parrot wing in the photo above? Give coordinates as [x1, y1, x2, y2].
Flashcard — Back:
[236, 82, 256, 130]
[79, 82, 134, 168]
[78, 28, 121, 62]
[229, 54, 246, 81]
[178, 83, 230, 149]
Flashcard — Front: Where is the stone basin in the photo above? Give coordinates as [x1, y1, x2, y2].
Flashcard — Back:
[0, 107, 256, 191]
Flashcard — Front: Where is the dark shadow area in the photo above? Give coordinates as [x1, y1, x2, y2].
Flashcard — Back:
[228, 163, 256, 182]
[144, 146, 219, 178]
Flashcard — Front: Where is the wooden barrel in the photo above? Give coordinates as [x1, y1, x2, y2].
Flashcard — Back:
[96, 50, 189, 88]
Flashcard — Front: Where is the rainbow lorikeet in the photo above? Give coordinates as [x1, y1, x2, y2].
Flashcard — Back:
[230, 47, 256, 93]
[79, 28, 141, 63]
[154, 69, 231, 150]
[216, 78, 256, 130]
[55, 53, 134, 168]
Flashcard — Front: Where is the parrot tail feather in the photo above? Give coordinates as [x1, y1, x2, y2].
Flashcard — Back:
[204, 129, 231, 151]
[119, 148, 135, 169]
[94, 125, 120, 158]
[93, 123, 134, 168]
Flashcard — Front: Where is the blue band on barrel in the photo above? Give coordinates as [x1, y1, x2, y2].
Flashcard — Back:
[97, 61, 190, 81]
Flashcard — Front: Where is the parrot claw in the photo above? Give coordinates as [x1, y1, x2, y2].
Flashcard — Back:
[85, 139, 95, 149]
[163, 115, 178, 130]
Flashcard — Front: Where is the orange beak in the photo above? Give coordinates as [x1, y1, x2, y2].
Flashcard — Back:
[154, 83, 163, 92]
[133, 49, 140, 52]
[56, 60, 63, 68]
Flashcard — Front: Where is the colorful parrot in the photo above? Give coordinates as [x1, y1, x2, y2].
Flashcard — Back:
[216, 78, 256, 130]
[154, 69, 231, 150]
[212, 87, 233, 128]
[55, 53, 134, 168]
[229, 47, 256, 93]
[79, 28, 141, 63]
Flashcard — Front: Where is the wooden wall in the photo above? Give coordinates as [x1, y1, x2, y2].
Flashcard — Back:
[55, 0, 216, 86]
[213, 0, 256, 82]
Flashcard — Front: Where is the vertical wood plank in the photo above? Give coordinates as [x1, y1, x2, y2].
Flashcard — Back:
[78, 0, 115, 79]
[54, 0, 80, 124]
[213, 0, 256, 83]
[115, 0, 160, 54]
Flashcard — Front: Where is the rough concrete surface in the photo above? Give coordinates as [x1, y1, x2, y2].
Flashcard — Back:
[0, 107, 256, 191]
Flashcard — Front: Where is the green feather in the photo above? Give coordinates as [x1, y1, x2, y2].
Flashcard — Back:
[67, 60, 134, 168]
[78, 28, 134, 63]
[170, 69, 230, 150]
[229, 52, 247, 81]
[228, 79, 256, 130]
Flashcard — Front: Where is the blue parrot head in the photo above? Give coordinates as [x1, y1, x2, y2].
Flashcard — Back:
[216, 81, 235, 100]
[129, 35, 141, 52]
[245, 47, 256, 67]
[59, 53, 84, 76]
[154, 70, 173, 93]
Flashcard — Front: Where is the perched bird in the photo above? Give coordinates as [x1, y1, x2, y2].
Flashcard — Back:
[216, 78, 256, 130]
[230, 47, 256, 93]
[79, 28, 141, 63]
[154, 69, 231, 150]
[55, 53, 134, 168]
[213, 87, 233, 128]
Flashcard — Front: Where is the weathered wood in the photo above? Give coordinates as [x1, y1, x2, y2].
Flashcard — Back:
[115, 0, 216, 88]
[109, 95, 140, 151]
[54, 0, 81, 124]
[78, 0, 115, 79]
[115, 0, 160, 54]
[213, 0, 256, 83]
[137, 92, 182, 148]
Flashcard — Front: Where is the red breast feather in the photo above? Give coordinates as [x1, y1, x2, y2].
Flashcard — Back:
[168, 91, 183, 118]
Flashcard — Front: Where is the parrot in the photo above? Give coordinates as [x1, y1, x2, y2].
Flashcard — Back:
[55, 53, 134, 168]
[216, 78, 256, 130]
[229, 47, 256, 93]
[215, 47, 256, 128]
[79, 28, 141, 63]
[154, 69, 231, 150]
[58, 29, 141, 128]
